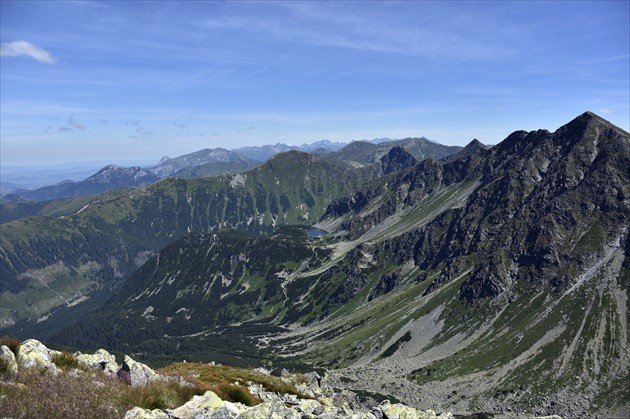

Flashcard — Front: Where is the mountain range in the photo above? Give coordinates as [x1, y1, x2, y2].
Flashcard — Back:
[1, 137, 458, 203]
[0, 112, 628, 417]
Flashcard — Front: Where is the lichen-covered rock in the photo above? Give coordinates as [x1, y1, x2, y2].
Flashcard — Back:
[75, 348, 118, 375]
[296, 371, 328, 399]
[238, 400, 301, 419]
[0, 345, 18, 376]
[169, 394, 200, 418]
[223, 401, 243, 418]
[16, 338, 60, 374]
[190, 390, 238, 419]
[378, 402, 447, 419]
[295, 398, 322, 416]
[123, 406, 170, 419]
[117, 355, 159, 386]
[16, 339, 50, 368]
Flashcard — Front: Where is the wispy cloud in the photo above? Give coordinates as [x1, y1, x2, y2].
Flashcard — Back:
[597, 108, 617, 114]
[66, 114, 87, 130]
[198, 2, 517, 62]
[0, 40, 57, 64]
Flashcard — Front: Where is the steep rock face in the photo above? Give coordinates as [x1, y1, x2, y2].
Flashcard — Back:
[323, 154, 481, 237]
[324, 112, 630, 302]
[454, 112, 629, 299]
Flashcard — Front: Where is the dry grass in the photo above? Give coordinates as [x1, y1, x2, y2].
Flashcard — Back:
[0, 367, 204, 419]
[160, 362, 312, 406]
[0, 340, 311, 417]
[0, 336, 21, 355]
[0, 368, 124, 419]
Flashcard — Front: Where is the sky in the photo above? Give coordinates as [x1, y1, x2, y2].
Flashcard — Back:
[1, 1, 629, 167]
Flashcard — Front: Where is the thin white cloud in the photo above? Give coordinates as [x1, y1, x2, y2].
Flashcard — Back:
[0, 40, 57, 64]
[597, 108, 617, 114]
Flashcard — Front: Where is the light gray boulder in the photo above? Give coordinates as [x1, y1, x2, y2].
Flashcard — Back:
[191, 390, 240, 419]
[238, 400, 301, 419]
[123, 406, 170, 419]
[75, 348, 118, 375]
[377, 401, 454, 418]
[117, 354, 159, 386]
[0, 345, 18, 376]
[16, 338, 60, 375]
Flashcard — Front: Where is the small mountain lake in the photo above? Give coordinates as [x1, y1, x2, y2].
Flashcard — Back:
[306, 228, 328, 237]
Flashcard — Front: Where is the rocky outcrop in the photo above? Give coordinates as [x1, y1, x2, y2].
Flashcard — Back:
[6, 339, 161, 388]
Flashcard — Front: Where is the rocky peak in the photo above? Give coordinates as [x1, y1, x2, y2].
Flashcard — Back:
[87, 165, 156, 184]
[463, 138, 487, 151]
[379, 146, 419, 175]
[443, 139, 489, 162]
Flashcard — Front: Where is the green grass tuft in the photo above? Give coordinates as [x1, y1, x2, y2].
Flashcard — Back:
[51, 351, 81, 371]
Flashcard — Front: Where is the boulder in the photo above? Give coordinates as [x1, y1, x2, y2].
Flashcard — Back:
[167, 391, 244, 419]
[378, 402, 449, 419]
[0, 345, 18, 376]
[16, 338, 60, 375]
[169, 395, 200, 418]
[190, 390, 239, 419]
[124, 406, 170, 419]
[75, 348, 118, 375]
[117, 354, 159, 386]
[238, 400, 301, 419]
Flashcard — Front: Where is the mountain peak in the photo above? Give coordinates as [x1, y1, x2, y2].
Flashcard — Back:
[462, 138, 489, 152]
[561, 111, 623, 133]
[551, 111, 628, 152]
[101, 164, 121, 171]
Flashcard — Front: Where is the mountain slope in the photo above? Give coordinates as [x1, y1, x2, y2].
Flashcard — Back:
[287, 111, 630, 415]
[11, 165, 159, 202]
[150, 148, 253, 178]
[0, 151, 376, 336]
[48, 112, 630, 417]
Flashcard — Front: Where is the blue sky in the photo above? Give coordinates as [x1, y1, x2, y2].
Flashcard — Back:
[1, 1, 628, 166]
